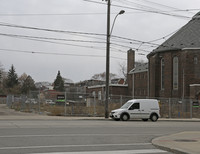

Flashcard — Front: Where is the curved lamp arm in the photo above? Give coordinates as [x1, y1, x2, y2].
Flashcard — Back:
[110, 10, 125, 35]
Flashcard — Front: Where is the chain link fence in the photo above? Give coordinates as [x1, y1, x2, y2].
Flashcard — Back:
[0, 96, 7, 104]
[6, 91, 200, 118]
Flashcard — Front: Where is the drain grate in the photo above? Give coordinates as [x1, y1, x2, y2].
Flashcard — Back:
[174, 139, 197, 142]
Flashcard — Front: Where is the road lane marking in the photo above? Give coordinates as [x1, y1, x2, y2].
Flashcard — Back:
[28, 149, 167, 154]
[0, 143, 151, 150]
[0, 133, 162, 138]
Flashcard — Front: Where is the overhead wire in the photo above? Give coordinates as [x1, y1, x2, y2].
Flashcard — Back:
[0, 19, 186, 57]
[0, 12, 107, 16]
[130, 0, 179, 10]
[0, 22, 177, 56]
[84, 0, 191, 19]
[0, 48, 126, 60]
[0, 22, 106, 37]
[115, 0, 164, 12]
[0, 32, 106, 44]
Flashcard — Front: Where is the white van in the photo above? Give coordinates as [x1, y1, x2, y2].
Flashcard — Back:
[110, 99, 160, 122]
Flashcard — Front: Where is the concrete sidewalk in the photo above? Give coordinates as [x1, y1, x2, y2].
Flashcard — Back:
[152, 131, 200, 154]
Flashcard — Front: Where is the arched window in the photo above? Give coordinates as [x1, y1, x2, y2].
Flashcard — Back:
[194, 56, 198, 64]
[173, 56, 179, 90]
[161, 58, 165, 90]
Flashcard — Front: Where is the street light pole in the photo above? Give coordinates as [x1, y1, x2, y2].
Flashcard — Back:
[105, 0, 125, 118]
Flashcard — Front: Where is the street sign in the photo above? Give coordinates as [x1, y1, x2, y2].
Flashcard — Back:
[193, 101, 199, 107]
[57, 95, 65, 103]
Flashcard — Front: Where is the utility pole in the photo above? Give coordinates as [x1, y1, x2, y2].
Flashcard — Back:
[105, 0, 111, 118]
[104, 0, 124, 118]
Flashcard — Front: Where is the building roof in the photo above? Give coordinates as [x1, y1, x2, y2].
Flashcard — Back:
[87, 84, 128, 89]
[129, 63, 148, 74]
[149, 11, 200, 55]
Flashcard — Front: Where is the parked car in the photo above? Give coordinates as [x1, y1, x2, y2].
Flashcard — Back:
[110, 99, 160, 122]
[25, 98, 38, 104]
[45, 99, 55, 105]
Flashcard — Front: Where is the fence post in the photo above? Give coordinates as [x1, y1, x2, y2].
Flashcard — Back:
[120, 95, 122, 106]
[38, 90, 40, 114]
[169, 98, 171, 118]
[65, 92, 66, 116]
[190, 99, 193, 119]
[93, 93, 96, 116]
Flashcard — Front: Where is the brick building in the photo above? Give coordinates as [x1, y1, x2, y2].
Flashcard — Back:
[147, 11, 200, 99]
[129, 63, 148, 98]
[87, 84, 128, 101]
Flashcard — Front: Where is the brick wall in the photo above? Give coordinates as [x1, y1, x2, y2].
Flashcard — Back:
[133, 71, 148, 97]
[148, 49, 200, 99]
[87, 85, 128, 98]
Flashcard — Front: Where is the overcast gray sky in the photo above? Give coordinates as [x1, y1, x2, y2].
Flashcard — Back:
[0, 0, 200, 83]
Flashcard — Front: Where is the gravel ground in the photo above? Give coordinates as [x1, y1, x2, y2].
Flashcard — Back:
[0, 104, 36, 116]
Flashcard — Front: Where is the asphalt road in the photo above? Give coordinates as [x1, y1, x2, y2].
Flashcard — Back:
[0, 119, 200, 154]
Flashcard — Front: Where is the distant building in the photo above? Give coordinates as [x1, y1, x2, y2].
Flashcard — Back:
[129, 63, 148, 98]
[35, 82, 53, 90]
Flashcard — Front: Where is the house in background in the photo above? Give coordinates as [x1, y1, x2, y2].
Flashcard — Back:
[86, 79, 128, 102]
[129, 63, 148, 98]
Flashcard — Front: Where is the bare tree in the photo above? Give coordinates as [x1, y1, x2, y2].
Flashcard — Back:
[118, 60, 146, 80]
[91, 72, 117, 81]
[118, 61, 127, 80]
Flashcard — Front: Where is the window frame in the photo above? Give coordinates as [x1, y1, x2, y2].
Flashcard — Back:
[161, 58, 165, 90]
[173, 56, 179, 90]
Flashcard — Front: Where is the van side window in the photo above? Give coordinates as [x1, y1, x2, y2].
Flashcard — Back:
[129, 103, 140, 110]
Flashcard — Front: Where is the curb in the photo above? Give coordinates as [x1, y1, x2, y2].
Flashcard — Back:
[152, 131, 200, 154]
[152, 139, 188, 154]
[158, 118, 200, 122]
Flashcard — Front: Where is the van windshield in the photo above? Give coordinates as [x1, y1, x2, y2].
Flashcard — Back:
[120, 101, 132, 109]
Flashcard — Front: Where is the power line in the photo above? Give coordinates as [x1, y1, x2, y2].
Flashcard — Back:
[112, 35, 160, 46]
[0, 30, 157, 54]
[0, 24, 173, 54]
[0, 9, 198, 17]
[0, 32, 126, 54]
[0, 48, 126, 60]
[130, 0, 179, 10]
[0, 33, 106, 50]
[115, 0, 165, 12]
[112, 3, 191, 19]
[0, 32, 106, 44]
[0, 12, 107, 16]
[84, 0, 191, 19]
[0, 22, 106, 37]
[114, 0, 196, 17]
[111, 43, 152, 53]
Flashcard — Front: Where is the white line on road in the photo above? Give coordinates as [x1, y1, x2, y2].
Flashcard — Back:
[0, 133, 162, 138]
[0, 143, 151, 150]
[28, 149, 167, 154]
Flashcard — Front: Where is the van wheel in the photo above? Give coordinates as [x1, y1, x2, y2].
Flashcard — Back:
[120, 113, 129, 121]
[142, 119, 148, 121]
[150, 114, 158, 122]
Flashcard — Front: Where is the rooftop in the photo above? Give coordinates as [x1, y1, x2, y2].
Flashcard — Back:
[149, 11, 200, 55]
[129, 63, 148, 74]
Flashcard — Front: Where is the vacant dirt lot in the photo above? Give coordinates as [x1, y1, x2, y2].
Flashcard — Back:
[0, 104, 34, 116]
